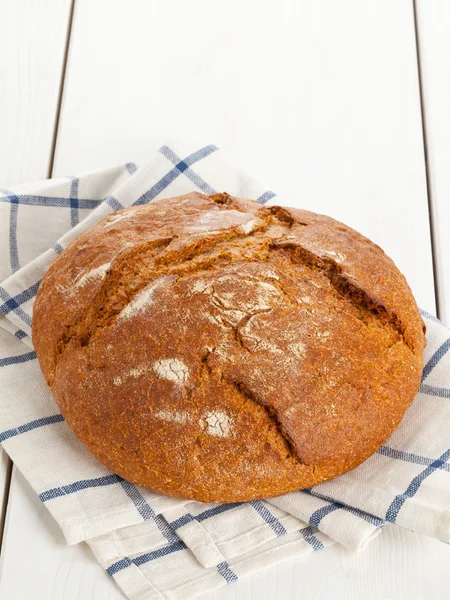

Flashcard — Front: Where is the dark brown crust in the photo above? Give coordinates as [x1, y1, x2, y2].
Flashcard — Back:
[32, 192, 425, 502]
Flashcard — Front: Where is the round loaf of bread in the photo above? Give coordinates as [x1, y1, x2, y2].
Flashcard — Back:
[32, 192, 425, 502]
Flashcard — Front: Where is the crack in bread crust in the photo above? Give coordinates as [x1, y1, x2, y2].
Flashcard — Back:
[199, 346, 314, 472]
[271, 240, 415, 353]
[52, 199, 415, 397]
[226, 379, 312, 469]
[54, 207, 414, 374]
[203, 308, 311, 468]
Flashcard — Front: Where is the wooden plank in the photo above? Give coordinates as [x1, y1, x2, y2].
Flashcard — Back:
[0, 472, 125, 600]
[1, 0, 442, 598]
[0, 0, 73, 545]
[0, 0, 74, 186]
[415, 0, 450, 323]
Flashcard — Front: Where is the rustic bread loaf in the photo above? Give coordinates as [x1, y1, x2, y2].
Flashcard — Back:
[32, 192, 425, 502]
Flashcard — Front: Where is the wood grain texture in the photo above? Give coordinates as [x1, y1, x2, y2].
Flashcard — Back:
[0, 0, 73, 186]
[0, 0, 445, 598]
[415, 0, 450, 323]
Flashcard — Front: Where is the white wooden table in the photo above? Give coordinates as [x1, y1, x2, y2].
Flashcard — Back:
[0, 1, 449, 598]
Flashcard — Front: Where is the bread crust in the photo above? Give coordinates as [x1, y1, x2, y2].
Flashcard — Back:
[32, 192, 425, 502]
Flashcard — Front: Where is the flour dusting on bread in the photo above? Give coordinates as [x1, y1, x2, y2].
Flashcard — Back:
[200, 411, 234, 438]
[155, 409, 191, 425]
[113, 364, 149, 386]
[287, 342, 306, 358]
[153, 358, 189, 385]
[240, 219, 260, 234]
[118, 275, 173, 321]
[104, 213, 130, 227]
[73, 262, 110, 290]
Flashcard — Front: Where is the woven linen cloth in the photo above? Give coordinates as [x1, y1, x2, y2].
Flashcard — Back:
[1, 140, 449, 600]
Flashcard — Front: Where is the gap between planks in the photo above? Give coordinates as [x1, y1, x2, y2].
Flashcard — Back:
[412, 0, 441, 320]
[47, 0, 77, 179]
[0, 0, 77, 554]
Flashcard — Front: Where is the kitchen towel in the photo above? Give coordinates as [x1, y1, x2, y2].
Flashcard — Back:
[1, 140, 449, 600]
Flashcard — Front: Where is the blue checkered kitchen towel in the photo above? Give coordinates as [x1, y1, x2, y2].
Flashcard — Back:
[1, 141, 449, 600]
